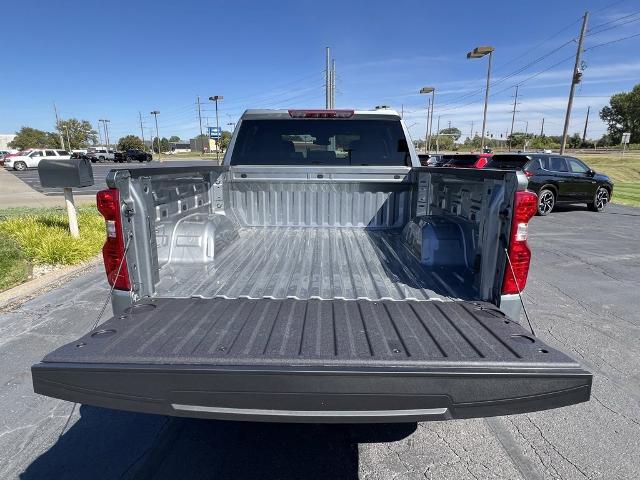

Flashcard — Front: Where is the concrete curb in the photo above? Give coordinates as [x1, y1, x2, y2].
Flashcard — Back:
[0, 256, 102, 311]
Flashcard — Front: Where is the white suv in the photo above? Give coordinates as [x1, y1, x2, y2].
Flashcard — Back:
[4, 149, 71, 171]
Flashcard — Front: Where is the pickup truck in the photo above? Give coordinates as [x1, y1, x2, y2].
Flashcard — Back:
[32, 109, 591, 423]
[88, 148, 115, 162]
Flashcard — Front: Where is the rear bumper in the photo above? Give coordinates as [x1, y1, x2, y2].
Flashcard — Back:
[32, 363, 591, 423]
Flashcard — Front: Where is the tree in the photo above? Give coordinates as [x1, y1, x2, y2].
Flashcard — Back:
[160, 137, 171, 153]
[529, 135, 559, 150]
[218, 131, 232, 151]
[117, 135, 145, 151]
[9, 127, 60, 150]
[567, 133, 582, 149]
[56, 119, 98, 149]
[600, 84, 640, 144]
[439, 127, 462, 141]
[169, 135, 181, 142]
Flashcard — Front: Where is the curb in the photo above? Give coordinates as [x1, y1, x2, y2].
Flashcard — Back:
[0, 256, 102, 311]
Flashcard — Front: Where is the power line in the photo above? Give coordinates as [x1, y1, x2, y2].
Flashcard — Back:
[585, 31, 640, 50]
[587, 10, 640, 33]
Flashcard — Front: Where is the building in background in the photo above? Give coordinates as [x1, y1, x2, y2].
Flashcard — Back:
[190, 137, 218, 153]
[0, 134, 17, 150]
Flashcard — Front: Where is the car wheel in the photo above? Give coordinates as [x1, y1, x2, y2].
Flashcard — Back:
[13, 161, 27, 171]
[125, 156, 132, 163]
[588, 187, 609, 212]
[537, 188, 555, 216]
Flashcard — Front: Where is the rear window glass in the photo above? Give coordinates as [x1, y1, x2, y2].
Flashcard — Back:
[230, 119, 410, 166]
[442, 155, 479, 166]
[487, 155, 531, 170]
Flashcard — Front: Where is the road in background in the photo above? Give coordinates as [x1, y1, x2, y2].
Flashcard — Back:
[0, 204, 639, 479]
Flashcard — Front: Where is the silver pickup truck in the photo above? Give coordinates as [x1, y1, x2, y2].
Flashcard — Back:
[32, 109, 591, 423]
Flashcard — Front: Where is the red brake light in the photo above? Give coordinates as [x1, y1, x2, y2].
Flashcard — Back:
[288, 109, 354, 118]
[96, 188, 130, 290]
[524, 170, 535, 178]
[502, 190, 538, 295]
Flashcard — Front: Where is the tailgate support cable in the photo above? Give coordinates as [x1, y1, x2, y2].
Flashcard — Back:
[58, 233, 133, 439]
[504, 247, 536, 336]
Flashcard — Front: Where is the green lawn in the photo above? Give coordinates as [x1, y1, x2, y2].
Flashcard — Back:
[0, 205, 105, 291]
[0, 233, 30, 291]
[575, 152, 640, 207]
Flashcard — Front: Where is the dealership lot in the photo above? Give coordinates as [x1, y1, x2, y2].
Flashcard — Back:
[5, 160, 212, 196]
[0, 204, 638, 479]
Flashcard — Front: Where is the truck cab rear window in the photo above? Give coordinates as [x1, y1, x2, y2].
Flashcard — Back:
[230, 119, 410, 166]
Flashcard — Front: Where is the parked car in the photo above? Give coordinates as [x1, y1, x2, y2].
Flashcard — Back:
[442, 153, 492, 168]
[33, 108, 591, 424]
[88, 148, 115, 162]
[487, 153, 613, 215]
[114, 149, 153, 163]
[4, 149, 71, 171]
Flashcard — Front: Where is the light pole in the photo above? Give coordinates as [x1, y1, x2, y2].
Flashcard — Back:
[420, 87, 435, 153]
[150, 111, 161, 161]
[466, 46, 494, 151]
[209, 95, 223, 162]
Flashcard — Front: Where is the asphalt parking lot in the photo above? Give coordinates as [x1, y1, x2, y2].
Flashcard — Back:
[0, 203, 638, 479]
[5, 160, 214, 196]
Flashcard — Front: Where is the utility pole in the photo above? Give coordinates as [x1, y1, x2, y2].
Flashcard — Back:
[99, 119, 111, 150]
[196, 96, 204, 154]
[209, 96, 223, 162]
[540, 117, 545, 137]
[582, 106, 590, 144]
[325, 47, 331, 109]
[97, 119, 103, 146]
[64, 126, 71, 151]
[509, 85, 519, 151]
[150, 111, 161, 161]
[331, 59, 336, 108]
[435, 115, 441, 154]
[470, 121, 474, 139]
[448, 120, 451, 130]
[560, 11, 589, 154]
[53, 103, 65, 150]
[139, 112, 146, 152]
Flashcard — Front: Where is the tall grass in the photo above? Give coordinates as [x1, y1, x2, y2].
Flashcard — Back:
[0, 232, 30, 290]
[0, 206, 104, 265]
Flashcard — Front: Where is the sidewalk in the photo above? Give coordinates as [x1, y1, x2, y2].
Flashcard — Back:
[0, 168, 95, 209]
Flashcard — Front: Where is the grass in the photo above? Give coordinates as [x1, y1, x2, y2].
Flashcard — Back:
[0, 205, 104, 271]
[0, 232, 30, 291]
[574, 152, 640, 207]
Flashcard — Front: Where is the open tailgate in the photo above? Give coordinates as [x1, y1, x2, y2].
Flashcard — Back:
[32, 298, 591, 423]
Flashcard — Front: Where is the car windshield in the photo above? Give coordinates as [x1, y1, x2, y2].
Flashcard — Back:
[230, 119, 410, 166]
[442, 155, 479, 166]
[487, 155, 531, 170]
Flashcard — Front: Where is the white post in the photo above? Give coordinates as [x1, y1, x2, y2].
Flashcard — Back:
[63, 187, 79, 239]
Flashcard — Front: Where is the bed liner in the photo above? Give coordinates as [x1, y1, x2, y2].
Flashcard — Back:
[32, 298, 591, 422]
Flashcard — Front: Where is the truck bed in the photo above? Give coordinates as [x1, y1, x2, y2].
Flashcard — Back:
[155, 227, 474, 301]
[32, 298, 591, 422]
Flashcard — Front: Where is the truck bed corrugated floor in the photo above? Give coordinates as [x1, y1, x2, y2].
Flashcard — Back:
[44, 298, 575, 368]
[155, 228, 474, 301]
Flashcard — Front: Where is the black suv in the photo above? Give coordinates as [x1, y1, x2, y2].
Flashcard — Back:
[114, 149, 153, 163]
[487, 153, 613, 216]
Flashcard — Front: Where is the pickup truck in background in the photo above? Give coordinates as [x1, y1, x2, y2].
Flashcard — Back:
[88, 148, 115, 162]
[32, 108, 591, 423]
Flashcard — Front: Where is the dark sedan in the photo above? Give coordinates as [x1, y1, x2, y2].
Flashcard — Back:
[114, 149, 153, 163]
[487, 153, 614, 216]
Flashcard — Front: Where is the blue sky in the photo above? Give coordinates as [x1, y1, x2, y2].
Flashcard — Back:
[1, 0, 639, 144]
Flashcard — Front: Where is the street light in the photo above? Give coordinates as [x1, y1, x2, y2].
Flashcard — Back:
[150, 111, 161, 161]
[209, 95, 223, 162]
[419, 87, 435, 153]
[466, 46, 494, 151]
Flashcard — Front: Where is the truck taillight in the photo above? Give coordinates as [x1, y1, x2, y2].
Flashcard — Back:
[96, 188, 130, 290]
[502, 190, 538, 295]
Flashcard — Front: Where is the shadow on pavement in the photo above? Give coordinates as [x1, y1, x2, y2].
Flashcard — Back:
[21, 405, 416, 480]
